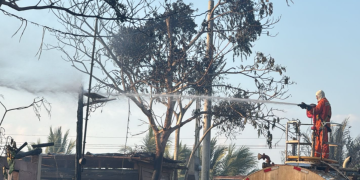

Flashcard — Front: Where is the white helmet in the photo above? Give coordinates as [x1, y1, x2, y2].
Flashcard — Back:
[316, 90, 325, 101]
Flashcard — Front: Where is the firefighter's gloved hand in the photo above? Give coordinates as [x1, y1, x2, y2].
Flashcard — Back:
[298, 102, 308, 109]
[306, 104, 315, 111]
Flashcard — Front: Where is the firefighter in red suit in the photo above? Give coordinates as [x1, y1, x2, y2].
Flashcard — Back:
[298, 90, 331, 159]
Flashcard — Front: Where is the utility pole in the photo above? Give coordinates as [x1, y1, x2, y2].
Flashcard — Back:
[201, 1, 214, 180]
[82, 17, 98, 157]
[75, 87, 83, 180]
[75, 89, 114, 180]
[76, 17, 114, 180]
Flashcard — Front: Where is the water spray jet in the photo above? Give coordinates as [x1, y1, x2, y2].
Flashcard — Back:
[112, 93, 299, 106]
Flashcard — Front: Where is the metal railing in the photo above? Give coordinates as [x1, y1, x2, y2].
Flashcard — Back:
[285, 120, 342, 162]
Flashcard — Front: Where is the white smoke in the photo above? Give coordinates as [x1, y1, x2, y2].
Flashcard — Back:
[0, 54, 84, 94]
[0, 14, 85, 94]
[0, 64, 83, 94]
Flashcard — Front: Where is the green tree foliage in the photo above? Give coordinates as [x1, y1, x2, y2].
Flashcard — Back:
[200, 138, 257, 178]
[216, 145, 257, 176]
[176, 141, 191, 163]
[141, 126, 172, 157]
[346, 136, 360, 168]
[142, 126, 157, 153]
[176, 142, 192, 180]
[177, 138, 257, 179]
[329, 118, 350, 163]
[120, 126, 172, 157]
[209, 138, 227, 176]
[45, 126, 75, 154]
[333, 118, 360, 168]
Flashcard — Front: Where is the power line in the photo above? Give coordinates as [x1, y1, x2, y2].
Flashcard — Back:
[1, 142, 284, 148]
[5, 134, 286, 140]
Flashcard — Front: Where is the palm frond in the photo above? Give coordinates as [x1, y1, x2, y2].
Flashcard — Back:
[62, 129, 70, 153]
[142, 126, 156, 153]
[66, 139, 76, 154]
[45, 126, 75, 154]
[218, 145, 257, 176]
[177, 141, 191, 162]
[330, 118, 350, 163]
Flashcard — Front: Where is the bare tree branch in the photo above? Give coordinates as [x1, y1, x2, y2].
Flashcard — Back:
[0, 97, 51, 126]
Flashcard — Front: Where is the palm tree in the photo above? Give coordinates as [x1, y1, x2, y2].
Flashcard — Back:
[142, 126, 156, 153]
[177, 141, 191, 162]
[329, 118, 350, 163]
[326, 118, 360, 168]
[45, 126, 75, 154]
[346, 135, 360, 168]
[209, 138, 227, 177]
[200, 138, 257, 179]
[216, 145, 257, 176]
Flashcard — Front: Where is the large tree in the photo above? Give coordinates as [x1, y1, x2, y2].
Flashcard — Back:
[50, 0, 292, 179]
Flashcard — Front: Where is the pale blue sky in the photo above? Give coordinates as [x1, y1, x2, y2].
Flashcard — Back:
[0, 0, 359, 169]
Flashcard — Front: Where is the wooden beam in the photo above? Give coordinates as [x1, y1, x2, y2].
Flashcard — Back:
[36, 155, 42, 180]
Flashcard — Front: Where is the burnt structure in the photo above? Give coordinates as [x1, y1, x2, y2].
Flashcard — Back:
[0, 153, 185, 180]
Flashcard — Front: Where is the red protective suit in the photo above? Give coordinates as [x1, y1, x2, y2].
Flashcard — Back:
[306, 98, 331, 159]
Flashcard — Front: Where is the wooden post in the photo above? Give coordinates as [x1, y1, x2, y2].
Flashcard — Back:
[37, 155, 42, 180]
[83, 18, 98, 156]
[311, 131, 316, 157]
[76, 87, 83, 180]
[291, 137, 296, 156]
[311, 109, 316, 157]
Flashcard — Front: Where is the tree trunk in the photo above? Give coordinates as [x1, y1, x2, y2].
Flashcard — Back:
[173, 128, 180, 180]
[152, 133, 167, 180]
[152, 149, 165, 180]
